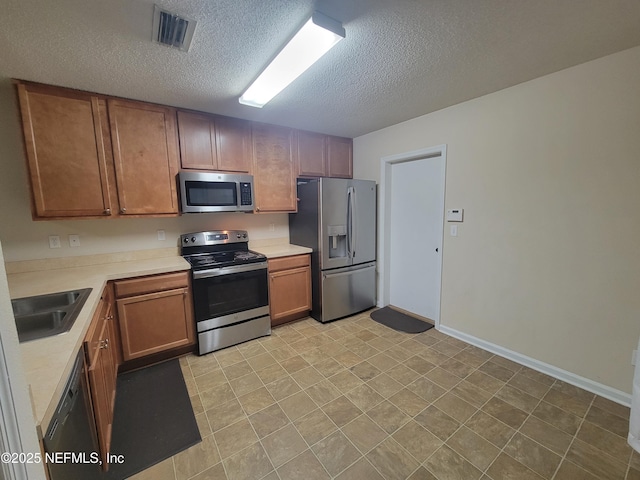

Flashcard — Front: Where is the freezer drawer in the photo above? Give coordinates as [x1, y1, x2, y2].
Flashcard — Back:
[318, 262, 376, 323]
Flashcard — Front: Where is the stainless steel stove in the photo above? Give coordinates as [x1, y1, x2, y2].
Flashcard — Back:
[181, 230, 270, 355]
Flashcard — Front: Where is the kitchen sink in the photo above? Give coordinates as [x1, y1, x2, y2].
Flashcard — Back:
[12, 288, 92, 342]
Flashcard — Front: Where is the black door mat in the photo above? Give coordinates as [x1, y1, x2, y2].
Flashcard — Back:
[101, 359, 201, 479]
[370, 306, 434, 333]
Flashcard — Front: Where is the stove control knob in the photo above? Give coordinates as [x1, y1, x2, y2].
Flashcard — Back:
[183, 238, 189, 243]
[237, 233, 241, 239]
[191, 237, 196, 243]
[242, 233, 247, 239]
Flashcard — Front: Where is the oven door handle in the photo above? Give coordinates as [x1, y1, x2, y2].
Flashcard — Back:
[192, 261, 268, 279]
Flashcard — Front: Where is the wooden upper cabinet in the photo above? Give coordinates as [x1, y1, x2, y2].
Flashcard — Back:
[177, 111, 252, 173]
[108, 99, 180, 215]
[327, 135, 353, 178]
[215, 116, 252, 173]
[252, 124, 297, 213]
[177, 111, 216, 170]
[297, 131, 353, 179]
[297, 130, 327, 177]
[16, 82, 113, 218]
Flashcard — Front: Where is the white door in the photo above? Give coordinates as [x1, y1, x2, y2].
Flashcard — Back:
[388, 155, 445, 321]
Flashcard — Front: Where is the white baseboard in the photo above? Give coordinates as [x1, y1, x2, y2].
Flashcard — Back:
[438, 325, 631, 407]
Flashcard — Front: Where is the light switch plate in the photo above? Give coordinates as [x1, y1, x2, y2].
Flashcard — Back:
[157, 230, 166, 241]
[450, 225, 458, 237]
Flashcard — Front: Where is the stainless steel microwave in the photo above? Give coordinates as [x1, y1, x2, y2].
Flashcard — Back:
[178, 171, 254, 213]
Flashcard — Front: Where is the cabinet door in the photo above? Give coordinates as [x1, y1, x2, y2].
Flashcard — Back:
[117, 288, 195, 361]
[177, 111, 217, 170]
[297, 130, 327, 177]
[215, 116, 252, 173]
[108, 99, 180, 215]
[252, 124, 297, 213]
[269, 266, 312, 326]
[327, 135, 353, 178]
[16, 82, 112, 218]
[84, 292, 117, 470]
[87, 335, 110, 468]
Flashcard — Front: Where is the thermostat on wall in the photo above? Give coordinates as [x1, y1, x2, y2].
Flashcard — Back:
[446, 208, 463, 222]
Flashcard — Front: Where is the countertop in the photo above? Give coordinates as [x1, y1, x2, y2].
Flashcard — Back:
[7, 254, 190, 435]
[251, 243, 312, 258]
[6, 243, 311, 435]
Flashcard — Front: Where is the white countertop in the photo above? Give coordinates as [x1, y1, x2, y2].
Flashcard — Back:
[6, 244, 310, 435]
[7, 254, 190, 435]
[251, 243, 312, 258]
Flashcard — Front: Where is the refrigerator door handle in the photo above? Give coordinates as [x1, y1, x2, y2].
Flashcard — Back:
[351, 186, 357, 259]
[347, 186, 356, 259]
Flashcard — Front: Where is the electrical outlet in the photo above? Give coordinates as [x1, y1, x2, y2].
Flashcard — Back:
[157, 230, 166, 241]
[48, 235, 61, 249]
[450, 225, 458, 237]
[269, 223, 275, 232]
[68, 234, 80, 247]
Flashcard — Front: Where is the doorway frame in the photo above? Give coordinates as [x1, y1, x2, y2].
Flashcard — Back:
[379, 144, 447, 328]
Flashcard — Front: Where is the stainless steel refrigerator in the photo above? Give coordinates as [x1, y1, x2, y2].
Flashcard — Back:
[289, 178, 376, 323]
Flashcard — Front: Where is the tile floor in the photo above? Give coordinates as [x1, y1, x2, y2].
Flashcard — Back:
[130, 311, 638, 480]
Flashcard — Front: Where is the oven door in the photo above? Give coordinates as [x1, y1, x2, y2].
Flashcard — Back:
[192, 262, 269, 331]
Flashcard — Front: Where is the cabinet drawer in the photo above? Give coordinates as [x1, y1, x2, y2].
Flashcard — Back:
[114, 272, 189, 298]
[268, 254, 310, 273]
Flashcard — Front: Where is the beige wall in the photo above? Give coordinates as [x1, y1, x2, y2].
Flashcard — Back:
[0, 79, 289, 262]
[354, 46, 640, 394]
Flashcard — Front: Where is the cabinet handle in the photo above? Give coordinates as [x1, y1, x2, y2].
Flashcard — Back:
[100, 338, 109, 349]
[104, 208, 111, 215]
[120, 207, 127, 214]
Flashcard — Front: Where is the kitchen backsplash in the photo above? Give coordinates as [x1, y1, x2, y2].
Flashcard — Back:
[0, 212, 290, 263]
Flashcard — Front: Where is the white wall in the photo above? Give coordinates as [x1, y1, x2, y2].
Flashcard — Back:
[354, 46, 640, 394]
[0, 79, 289, 262]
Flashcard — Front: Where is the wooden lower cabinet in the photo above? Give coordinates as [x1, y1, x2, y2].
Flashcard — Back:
[114, 272, 195, 362]
[84, 285, 118, 470]
[268, 254, 312, 326]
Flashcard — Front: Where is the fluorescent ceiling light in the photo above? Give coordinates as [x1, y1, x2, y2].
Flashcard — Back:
[239, 11, 345, 108]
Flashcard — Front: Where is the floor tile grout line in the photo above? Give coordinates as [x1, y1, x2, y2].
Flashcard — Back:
[413, 348, 572, 478]
[549, 393, 596, 480]
[417, 362, 524, 479]
[177, 315, 634, 480]
[478, 375, 554, 480]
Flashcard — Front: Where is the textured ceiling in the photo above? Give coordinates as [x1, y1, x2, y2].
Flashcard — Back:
[1, 0, 639, 138]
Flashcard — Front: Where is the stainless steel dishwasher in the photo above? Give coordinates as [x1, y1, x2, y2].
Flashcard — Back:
[43, 349, 102, 479]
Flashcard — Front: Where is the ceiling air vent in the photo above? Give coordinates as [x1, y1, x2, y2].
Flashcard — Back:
[152, 5, 197, 52]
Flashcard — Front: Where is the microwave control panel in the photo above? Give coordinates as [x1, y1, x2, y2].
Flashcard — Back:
[240, 182, 253, 206]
